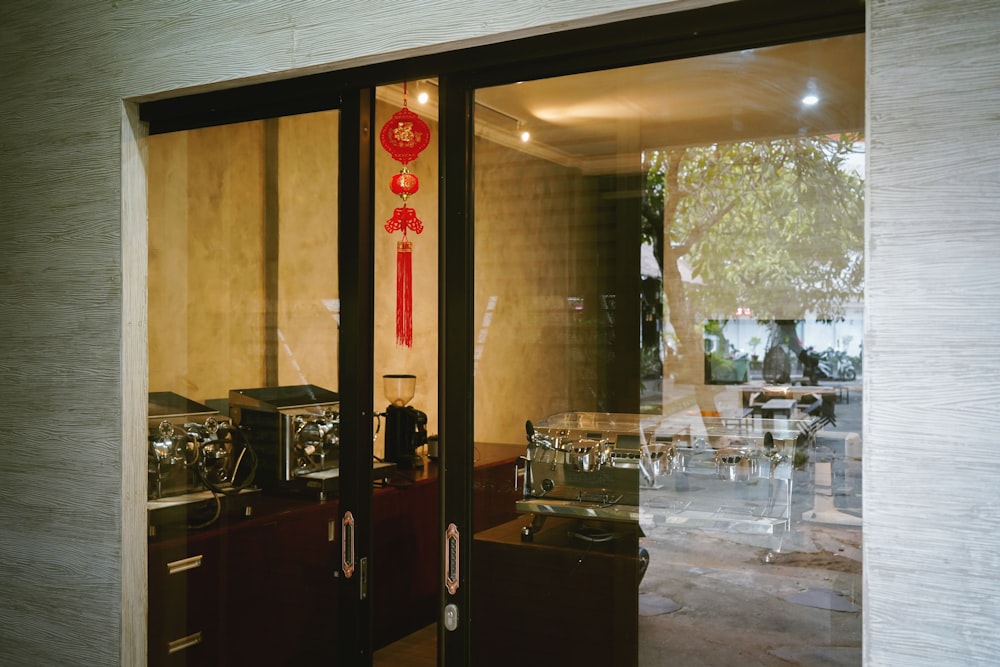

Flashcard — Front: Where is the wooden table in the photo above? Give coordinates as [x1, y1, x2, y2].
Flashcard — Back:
[760, 398, 797, 419]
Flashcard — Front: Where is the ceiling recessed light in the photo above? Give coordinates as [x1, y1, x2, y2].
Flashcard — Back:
[802, 94, 819, 106]
[417, 91, 429, 105]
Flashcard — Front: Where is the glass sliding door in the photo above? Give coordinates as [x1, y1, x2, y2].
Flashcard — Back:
[470, 32, 864, 666]
[147, 110, 347, 665]
[368, 79, 442, 663]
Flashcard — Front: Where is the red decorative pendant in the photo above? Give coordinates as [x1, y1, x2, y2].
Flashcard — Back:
[390, 170, 420, 199]
[380, 83, 430, 348]
[395, 240, 414, 348]
[380, 106, 430, 166]
[385, 205, 424, 236]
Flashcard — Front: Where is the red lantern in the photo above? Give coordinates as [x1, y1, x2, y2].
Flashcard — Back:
[381, 83, 430, 347]
[390, 170, 420, 199]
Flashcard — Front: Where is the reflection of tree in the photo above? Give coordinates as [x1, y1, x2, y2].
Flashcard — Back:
[641, 134, 865, 404]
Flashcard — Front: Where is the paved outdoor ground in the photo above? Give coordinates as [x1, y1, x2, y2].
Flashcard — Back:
[637, 379, 863, 666]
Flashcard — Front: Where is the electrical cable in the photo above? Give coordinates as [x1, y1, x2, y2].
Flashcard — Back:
[195, 423, 258, 496]
[187, 489, 222, 530]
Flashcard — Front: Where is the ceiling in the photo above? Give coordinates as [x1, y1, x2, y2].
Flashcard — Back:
[401, 32, 864, 174]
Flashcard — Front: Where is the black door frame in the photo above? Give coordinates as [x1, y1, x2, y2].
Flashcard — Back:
[437, 72, 476, 664]
[137, 2, 864, 664]
[337, 86, 377, 663]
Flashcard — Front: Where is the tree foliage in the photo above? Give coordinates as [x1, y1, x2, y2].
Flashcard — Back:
[641, 134, 865, 382]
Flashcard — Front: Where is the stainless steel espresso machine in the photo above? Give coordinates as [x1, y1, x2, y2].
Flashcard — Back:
[148, 391, 258, 500]
[147, 391, 259, 533]
[517, 412, 671, 528]
[518, 410, 800, 536]
[230, 384, 395, 499]
[229, 384, 341, 499]
[516, 412, 667, 582]
[148, 392, 215, 502]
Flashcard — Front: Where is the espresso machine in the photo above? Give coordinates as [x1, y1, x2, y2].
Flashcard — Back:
[147, 391, 260, 534]
[147, 392, 258, 500]
[381, 374, 427, 469]
[517, 412, 657, 582]
[519, 411, 798, 535]
[147, 392, 216, 501]
[229, 384, 342, 498]
[518, 412, 668, 522]
[230, 384, 397, 499]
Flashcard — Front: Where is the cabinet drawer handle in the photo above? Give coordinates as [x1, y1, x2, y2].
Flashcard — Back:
[167, 631, 202, 654]
[166, 555, 203, 575]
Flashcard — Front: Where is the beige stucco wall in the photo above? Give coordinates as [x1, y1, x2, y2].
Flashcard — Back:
[149, 112, 341, 401]
[473, 134, 609, 443]
[2, 0, 999, 665]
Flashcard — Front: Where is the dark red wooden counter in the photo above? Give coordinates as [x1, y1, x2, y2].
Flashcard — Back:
[148, 447, 522, 666]
[472, 515, 641, 667]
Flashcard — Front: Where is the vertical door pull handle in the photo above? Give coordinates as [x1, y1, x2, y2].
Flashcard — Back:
[342, 511, 355, 578]
[445, 522, 460, 595]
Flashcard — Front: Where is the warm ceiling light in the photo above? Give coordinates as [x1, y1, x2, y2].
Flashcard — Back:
[802, 77, 820, 107]
[520, 130, 531, 143]
[417, 91, 429, 105]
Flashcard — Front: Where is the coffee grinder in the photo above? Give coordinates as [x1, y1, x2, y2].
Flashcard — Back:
[382, 374, 427, 469]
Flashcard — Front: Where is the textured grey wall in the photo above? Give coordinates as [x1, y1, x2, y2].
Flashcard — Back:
[2, 0, 999, 664]
[865, 1, 1000, 664]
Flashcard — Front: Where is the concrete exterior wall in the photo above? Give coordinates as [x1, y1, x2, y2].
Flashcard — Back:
[1, 0, 998, 664]
[864, 1, 1000, 664]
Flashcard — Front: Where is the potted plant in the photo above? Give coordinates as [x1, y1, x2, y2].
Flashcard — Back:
[748, 336, 762, 361]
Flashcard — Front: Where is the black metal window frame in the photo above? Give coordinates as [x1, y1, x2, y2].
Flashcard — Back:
[139, 0, 862, 135]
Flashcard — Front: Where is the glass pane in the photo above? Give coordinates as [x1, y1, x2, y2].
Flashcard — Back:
[147, 110, 342, 665]
[371, 80, 441, 662]
[472, 34, 864, 666]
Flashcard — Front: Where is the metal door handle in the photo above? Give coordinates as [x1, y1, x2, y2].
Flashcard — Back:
[342, 511, 355, 579]
[445, 523, 460, 595]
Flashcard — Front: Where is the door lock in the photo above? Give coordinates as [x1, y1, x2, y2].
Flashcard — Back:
[444, 603, 459, 631]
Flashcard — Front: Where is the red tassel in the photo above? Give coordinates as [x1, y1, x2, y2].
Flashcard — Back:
[396, 239, 413, 347]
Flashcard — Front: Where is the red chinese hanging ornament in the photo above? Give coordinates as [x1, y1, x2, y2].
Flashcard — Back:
[380, 82, 430, 347]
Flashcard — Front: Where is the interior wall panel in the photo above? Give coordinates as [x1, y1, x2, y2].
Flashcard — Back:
[865, 1, 1000, 664]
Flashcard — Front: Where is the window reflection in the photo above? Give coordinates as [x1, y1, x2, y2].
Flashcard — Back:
[473, 33, 864, 665]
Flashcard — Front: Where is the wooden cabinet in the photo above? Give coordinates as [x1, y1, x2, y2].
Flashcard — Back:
[215, 520, 281, 666]
[148, 455, 521, 665]
[473, 456, 522, 532]
[473, 516, 640, 667]
[148, 501, 327, 667]
[370, 478, 438, 649]
[270, 501, 342, 663]
[148, 532, 222, 666]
